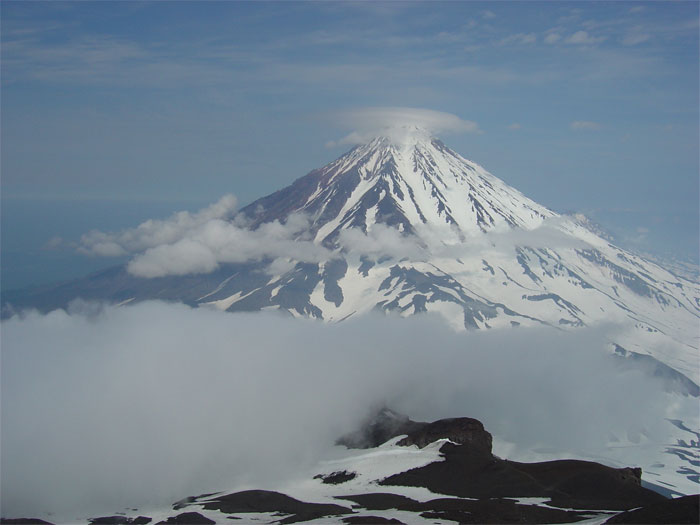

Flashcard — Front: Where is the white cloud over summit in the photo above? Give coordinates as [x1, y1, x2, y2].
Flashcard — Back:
[327, 107, 482, 147]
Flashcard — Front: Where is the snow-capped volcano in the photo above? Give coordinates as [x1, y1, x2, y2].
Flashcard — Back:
[3, 127, 699, 503]
[243, 131, 553, 244]
[5, 129, 699, 389]
[228, 130, 699, 382]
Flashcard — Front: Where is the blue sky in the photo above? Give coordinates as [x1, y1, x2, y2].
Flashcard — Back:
[2, 1, 698, 288]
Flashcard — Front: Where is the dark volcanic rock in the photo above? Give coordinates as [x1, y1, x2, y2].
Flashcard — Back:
[0, 518, 53, 525]
[314, 470, 357, 484]
[381, 440, 665, 510]
[199, 490, 352, 524]
[396, 417, 492, 452]
[338, 409, 493, 454]
[336, 493, 590, 523]
[337, 408, 427, 449]
[417, 497, 587, 524]
[518, 460, 654, 510]
[336, 409, 666, 512]
[342, 517, 404, 524]
[380, 440, 538, 499]
[89, 518, 129, 525]
[89, 517, 151, 525]
[172, 493, 219, 511]
[155, 513, 214, 524]
[604, 493, 700, 523]
[336, 493, 420, 511]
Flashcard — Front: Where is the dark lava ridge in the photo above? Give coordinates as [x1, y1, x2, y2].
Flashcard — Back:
[314, 470, 357, 485]
[196, 490, 352, 524]
[335, 493, 589, 524]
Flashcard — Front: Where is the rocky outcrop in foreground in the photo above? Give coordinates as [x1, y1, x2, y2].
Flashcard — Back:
[3, 410, 698, 524]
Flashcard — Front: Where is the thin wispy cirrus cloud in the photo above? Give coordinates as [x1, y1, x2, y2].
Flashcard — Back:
[544, 33, 562, 44]
[570, 120, 601, 131]
[1, 21, 502, 94]
[622, 32, 650, 46]
[498, 33, 537, 46]
[0, 7, 643, 93]
[565, 30, 607, 45]
[0, 6, 685, 102]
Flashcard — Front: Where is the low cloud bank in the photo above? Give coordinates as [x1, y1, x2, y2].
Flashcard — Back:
[1, 303, 692, 518]
[79, 195, 239, 257]
[78, 197, 335, 278]
[75, 195, 590, 279]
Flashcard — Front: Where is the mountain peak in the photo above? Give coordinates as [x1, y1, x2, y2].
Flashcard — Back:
[242, 133, 554, 242]
[372, 124, 433, 148]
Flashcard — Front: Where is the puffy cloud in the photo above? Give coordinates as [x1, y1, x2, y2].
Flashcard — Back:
[128, 237, 221, 277]
[79, 194, 239, 257]
[507, 122, 522, 130]
[337, 223, 427, 261]
[354, 216, 591, 261]
[1, 303, 695, 519]
[77, 194, 594, 279]
[328, 107, 482, 146]
[78, 197, 337, 278]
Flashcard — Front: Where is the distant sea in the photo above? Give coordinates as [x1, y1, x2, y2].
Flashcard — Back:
[1, 196, 206, 291]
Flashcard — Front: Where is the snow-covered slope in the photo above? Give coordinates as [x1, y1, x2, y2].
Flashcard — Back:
[243, 130, 553, 242]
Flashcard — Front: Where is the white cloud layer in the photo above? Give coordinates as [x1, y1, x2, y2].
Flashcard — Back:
[328, 107, 482, 146]
[339, 216, 590, 263]
[1, 303, 694, 519]
[79, 196, 336, 278]
[566, 30, 607, 45]
[79, 195, 240, 257]
[76, 196, 592, 279]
